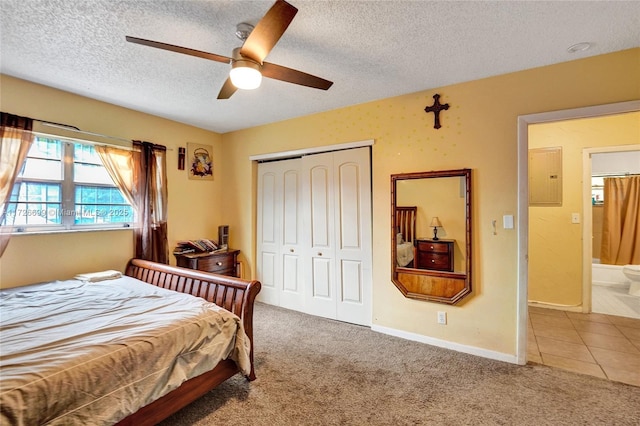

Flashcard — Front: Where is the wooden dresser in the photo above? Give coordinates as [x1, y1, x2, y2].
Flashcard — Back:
[174, 249, 240, 277]
[415, 239, 454, 272]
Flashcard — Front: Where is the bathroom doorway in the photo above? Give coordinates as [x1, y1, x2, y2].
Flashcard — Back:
[515, 100, 640, 364]
[584, 147, 640, 320]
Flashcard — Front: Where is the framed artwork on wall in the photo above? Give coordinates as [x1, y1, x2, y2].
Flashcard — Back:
[187, 143, 213, 180]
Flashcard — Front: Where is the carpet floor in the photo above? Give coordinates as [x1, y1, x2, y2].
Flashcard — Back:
[160, 303, 640, 425]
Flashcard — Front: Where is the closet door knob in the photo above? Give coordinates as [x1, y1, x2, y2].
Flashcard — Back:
[290, 248, 294, 252]
[318, 252, 323, 256]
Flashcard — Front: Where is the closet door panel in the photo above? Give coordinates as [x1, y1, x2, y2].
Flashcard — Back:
[312, 257, 332, 298]
[337, 162, 361, 249]
[256, 168, 281, 305]
[340, 259, 363, 303]
[282, 254, 299, 292]
[334, 147, 372, 326]
[303, 153, 337, 318]
[310, 165, 332, 248]
[280, 165, 304, 310]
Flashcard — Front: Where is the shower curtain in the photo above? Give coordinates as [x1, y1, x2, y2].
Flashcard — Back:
[601, 175, 640, 265]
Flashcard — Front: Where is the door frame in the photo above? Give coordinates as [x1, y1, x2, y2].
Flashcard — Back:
[516, 100, 640, 365]
[249, 139, 374, 162]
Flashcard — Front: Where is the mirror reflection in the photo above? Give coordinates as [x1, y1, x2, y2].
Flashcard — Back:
[391, 169, 472, 304]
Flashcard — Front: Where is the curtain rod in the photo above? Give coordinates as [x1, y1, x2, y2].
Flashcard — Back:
[34, 119, 173, 151]
[592, 172, 640, 177]
[35, 119, 133, 145]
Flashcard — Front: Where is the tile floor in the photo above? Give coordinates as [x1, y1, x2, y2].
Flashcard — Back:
[592, 283, 640, 320]
[527, 306, 640, 387]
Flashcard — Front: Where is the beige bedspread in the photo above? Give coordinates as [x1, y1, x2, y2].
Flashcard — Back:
[0, 276, 250, 425]
[397, 241, 414, 267]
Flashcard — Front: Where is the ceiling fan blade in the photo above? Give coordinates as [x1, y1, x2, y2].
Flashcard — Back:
[217, 77, 238, 99]
[126, 36, 231, 64]
[240, 0, 298, 64]
[262, 62, 333, 90]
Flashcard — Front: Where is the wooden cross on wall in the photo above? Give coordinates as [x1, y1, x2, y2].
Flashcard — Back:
[424, 94, 450, 129]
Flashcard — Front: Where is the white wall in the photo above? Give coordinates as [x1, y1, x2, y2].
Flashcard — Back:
[592, 151, 640, 174]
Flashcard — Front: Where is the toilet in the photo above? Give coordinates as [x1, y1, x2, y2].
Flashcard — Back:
[623, 265, 640, 296]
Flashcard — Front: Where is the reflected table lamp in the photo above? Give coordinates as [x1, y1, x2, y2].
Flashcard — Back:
[430, 217, 442, 240]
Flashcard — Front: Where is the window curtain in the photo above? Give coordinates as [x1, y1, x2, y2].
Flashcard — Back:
[95, 145, 136, 208]
[97, 141, 169, 264]
[0, 113, 34, 257]
[133, 141, 168, 264]
[600, 176, 640, 265]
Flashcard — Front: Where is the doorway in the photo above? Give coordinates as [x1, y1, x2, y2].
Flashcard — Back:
[584, 147, 640, 319]
[516, 100, 640, 364]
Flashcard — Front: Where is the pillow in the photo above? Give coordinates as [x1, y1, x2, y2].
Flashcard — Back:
[74, 270, 122, 282]
[396, 232, 405, 245]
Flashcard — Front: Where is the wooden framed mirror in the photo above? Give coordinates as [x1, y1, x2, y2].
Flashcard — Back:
[391, 169, 472, 304]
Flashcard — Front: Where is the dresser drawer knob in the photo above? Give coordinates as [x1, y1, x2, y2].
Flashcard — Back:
[430, 245, 434, 249]
[431, 259, 435, 263]
[216, 261, 223, 266]
[318, 252, 323, 256]
[290, 248, 294, 252]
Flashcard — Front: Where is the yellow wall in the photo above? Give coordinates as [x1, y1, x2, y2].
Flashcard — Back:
[0, 75, 224, 287]
[1, 48, 638, 358]
[221, 48, 639, 356]
[528, 111, 640, 306]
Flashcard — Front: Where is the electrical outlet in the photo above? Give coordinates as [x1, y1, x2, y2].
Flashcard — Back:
[437, 311, 447, 325]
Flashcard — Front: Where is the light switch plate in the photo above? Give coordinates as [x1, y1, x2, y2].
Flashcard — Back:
[503, 215, 514, 229]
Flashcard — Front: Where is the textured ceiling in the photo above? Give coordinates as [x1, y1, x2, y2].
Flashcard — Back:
[1, 1, 639, 134]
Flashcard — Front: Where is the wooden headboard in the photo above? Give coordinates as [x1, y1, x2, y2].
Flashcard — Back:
[396, 206, 417, 243]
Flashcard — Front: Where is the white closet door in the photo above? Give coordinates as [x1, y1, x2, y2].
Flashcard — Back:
[334, 147, 372, 326]
[302, 147, 372, 325]
[256, 158, 303, 310]
[303, 152, 337, 319]
[257, 162, 282, 305]
[279, 164, 304, 310]
[258, 147, 372, 326]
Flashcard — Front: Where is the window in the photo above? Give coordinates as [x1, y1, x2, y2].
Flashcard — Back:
[3, 136, 134, 231]
[591, 176, 605, 205]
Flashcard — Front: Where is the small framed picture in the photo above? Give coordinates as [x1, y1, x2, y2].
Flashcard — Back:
[187, 143, 213, 180]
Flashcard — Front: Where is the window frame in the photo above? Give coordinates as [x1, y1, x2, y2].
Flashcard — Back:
[7, 133, 135, 234]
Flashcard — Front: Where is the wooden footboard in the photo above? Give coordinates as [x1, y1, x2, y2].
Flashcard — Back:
[116, 258, 261, 426]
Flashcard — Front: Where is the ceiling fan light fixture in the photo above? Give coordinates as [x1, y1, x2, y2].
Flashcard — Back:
[230, 59, 262, 90]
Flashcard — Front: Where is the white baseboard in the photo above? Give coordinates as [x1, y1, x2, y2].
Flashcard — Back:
[527, 301, 583, 312]
[371, 324, 518, 364]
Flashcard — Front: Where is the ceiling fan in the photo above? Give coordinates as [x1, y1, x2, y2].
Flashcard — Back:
[125, 0, 333, 99]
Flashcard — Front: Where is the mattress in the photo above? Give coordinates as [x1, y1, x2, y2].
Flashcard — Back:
[0, 275, 250, 425]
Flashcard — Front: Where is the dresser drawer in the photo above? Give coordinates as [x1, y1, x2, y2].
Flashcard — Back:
[417, 252, 450, 270]
[197, 255, 236, 273]
[416, 241, 450, 254]
[174, 249, 240, 277]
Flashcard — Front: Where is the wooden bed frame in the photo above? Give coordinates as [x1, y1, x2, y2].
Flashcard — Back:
[115, 258, 261, 426]
[396, 206, 417, 244]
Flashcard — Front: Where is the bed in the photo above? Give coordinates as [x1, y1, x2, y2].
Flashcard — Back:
[396, 206, 417, 267]
[0, 258, 261, 426]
